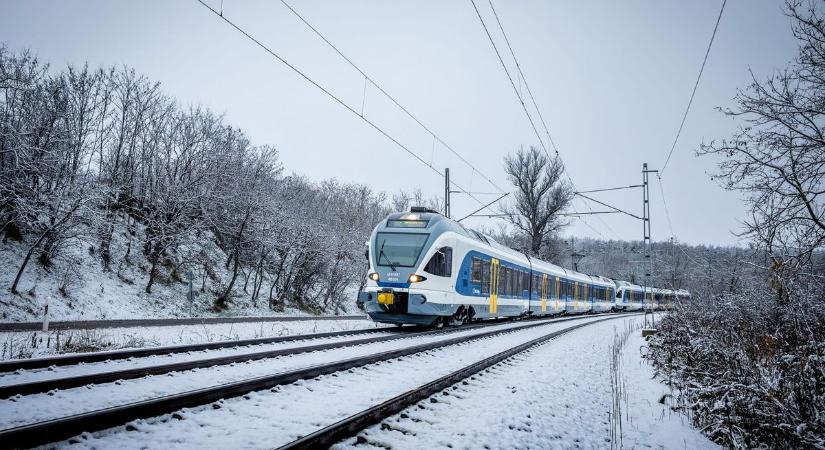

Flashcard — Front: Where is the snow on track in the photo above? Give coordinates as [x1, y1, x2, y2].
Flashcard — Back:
[333, 315, 717, 450]
[0, 320, 384, 361]
[0, 329, 400, 387]
[0, 317, 583, 430]
[49, 316, 610, 449]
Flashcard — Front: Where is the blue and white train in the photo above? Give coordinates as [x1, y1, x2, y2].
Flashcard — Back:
[358, 208, 690, 326]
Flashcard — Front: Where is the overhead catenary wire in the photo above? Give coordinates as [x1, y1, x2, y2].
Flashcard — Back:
[576, 185, 644, 195]
[471, 0, 617, 239]
[194, 0, 492, 213]
[660, 0, 727, 176]
[657, 177, 675, 238]
[469, 0, 550, 157]
[279, 0, 508, 196]
[486, 0, 558, 156]
[575, 193, 643, 220]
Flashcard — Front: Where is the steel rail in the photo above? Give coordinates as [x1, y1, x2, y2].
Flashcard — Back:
[0, 327, 392, 373]
[0, 321, 490, 398]
[0, 314, 609, 448]
[0, 315, 369, 332]
[277, 314, 632, 449]
[0, 314, 584, 398]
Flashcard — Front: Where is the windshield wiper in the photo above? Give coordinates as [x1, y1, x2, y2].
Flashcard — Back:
[377, 240, 397, 271]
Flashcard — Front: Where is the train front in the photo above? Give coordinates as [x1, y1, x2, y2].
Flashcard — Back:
[358, 209, 453, 327]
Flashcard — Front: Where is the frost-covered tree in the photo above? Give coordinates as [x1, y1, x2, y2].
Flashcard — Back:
[501, 146, 573, 257]
[699, 0, 825, 301]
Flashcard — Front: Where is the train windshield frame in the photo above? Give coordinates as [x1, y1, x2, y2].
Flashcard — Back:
[374, 232, 430, 268]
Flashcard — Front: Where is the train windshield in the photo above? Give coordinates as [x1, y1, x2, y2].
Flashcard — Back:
[375, 232, 429, 268]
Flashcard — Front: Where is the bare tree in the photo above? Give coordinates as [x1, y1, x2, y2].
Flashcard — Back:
[699, 0, 825, 301]
[502, 146, 573, 256]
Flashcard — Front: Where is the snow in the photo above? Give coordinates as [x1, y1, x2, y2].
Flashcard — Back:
[0, 318, 564, 430]
[0, 319, 378, 361]
[0, 327, 397, 386]
[620, 326, 718, 449]
[0, 222, 355, 323]
[47, 316, 610, 449]
[332, 315, 719, 450]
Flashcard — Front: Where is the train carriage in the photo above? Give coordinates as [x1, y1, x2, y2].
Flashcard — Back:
[359, 208, 685, 326]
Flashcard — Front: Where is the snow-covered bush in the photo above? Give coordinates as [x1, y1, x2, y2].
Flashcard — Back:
[648, 284, 825, 449]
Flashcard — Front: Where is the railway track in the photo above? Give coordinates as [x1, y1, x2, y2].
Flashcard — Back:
[0, 312, 639, 448]
[0, 326, 393, 373]
[0, 319, 509, 397]
[278, 316, 622, 449]
[0, 314, 583, 398]
[0, 314, 369, 332]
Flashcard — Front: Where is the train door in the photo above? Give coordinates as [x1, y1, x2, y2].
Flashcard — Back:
[573, 282, 579, 311]
[540, 274, 548, 313]
[554, 277, 561, 311]
[489, 258, 500, 314]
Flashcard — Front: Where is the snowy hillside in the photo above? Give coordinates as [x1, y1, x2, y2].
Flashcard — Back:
[0, 215, 329, 322]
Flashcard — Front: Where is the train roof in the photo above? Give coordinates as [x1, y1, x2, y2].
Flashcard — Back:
[375, 209, 616, 287]
[376, 209, 694, 298]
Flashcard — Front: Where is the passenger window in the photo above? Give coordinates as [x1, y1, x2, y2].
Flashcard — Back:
[423, 247, 452, 277]
[471, 257, 482, 284]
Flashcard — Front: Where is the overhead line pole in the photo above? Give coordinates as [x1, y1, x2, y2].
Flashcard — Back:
[642, 163, 659, 328]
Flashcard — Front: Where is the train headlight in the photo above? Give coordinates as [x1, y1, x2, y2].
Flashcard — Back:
[407, 274, 427, 283]
[369, 272, 380, 282]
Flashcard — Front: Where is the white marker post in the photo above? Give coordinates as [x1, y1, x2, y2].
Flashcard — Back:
[42, 297, 50, 332]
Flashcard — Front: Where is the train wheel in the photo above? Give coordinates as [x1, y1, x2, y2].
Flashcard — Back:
[449, 306, 469, 327]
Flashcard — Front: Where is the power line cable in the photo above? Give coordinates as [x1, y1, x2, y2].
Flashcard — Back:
[472, 0, 616, 238]
[486, 0, 558, 156]
[660, 0, 727, 176]
[279, 0, 507, 195]
[575, 193, 643, 220]
[194, 0, 491, 212]
[657, 177, 675, 238]
[576, 185, 643, 195]
[469, 0, 549, 157]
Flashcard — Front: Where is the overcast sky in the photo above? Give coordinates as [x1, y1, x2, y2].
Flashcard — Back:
[2, 0, 800, 246]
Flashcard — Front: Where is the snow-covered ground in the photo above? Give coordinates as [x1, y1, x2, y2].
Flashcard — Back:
[0, 319, 379, 361]
[48, 316, 609, 449]
[334, 315, 718, 450]
[0, 328, 399, 387]
[0, 222, 355, 323]
[0, 318, 566, 430]
[1, 314, 716, 449]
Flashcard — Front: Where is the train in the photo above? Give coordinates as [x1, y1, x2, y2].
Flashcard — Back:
[358, 207, 690, 327]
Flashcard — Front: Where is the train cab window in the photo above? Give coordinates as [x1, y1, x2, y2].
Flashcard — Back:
[471, 257, 483, 284]
[424, 247, 452, 277]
